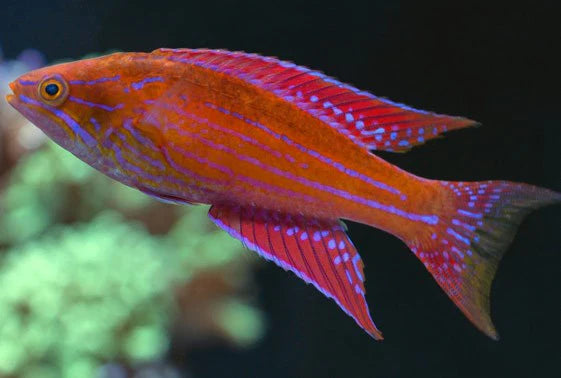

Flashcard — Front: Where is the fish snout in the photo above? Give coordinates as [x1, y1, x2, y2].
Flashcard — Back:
[6, 81, 16, 105]
[6, 81, 20, 107]
[6, 78, 38, 107]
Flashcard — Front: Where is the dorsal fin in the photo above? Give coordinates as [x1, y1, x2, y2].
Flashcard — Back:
[152, 48, 477, 152]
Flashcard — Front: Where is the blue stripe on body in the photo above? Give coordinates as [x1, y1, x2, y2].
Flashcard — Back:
[168, 142, 233, 178]
[19, 80, 38, 86]
[109, 143, 203, 198]
[114, 131, 166, 170]
[112, 144, 163, 181]
[69, 96, 124, 111]
[124, 111, 318, 204]
[122, 119, 160, 151]
[69, 75, 121, 85]
[162, 143, 316, 205]
[131, 77, 164, 90]
[162, 120, 438, 225]
[198, 103, 297, 163]
[204, 102, 407, 200]
[90, 117, 102, 132]
[19, 95, 97, 147]
[145, 100, 297, 164]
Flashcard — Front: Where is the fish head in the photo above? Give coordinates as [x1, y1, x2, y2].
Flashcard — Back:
[5, 52, 166, 177]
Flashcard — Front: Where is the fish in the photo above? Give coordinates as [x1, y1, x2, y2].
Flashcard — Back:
[6, 48, 560, 340]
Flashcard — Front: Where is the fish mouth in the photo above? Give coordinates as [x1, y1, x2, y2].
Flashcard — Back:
[4, 84, 75, 152]
[5, 81, 18, 107]
[5, 81, 33, 120]
[6, 93, 16, 106]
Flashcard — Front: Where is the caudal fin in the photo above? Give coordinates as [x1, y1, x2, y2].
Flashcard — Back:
[408, 180, 560, 339]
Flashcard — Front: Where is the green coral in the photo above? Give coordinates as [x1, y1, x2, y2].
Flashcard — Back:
[0, 213, 173, 377]
[0, 141, 264, 377]
[0, 142, 152, 245]
[216, 300, 265, 347]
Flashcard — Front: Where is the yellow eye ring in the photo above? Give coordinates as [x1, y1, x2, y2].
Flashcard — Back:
[38, 75, 69, 106]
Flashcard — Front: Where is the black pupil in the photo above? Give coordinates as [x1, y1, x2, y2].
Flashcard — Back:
[45, 83, 59, 96]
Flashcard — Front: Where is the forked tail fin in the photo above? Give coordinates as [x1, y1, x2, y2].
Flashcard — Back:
[408, 180, 560, 339]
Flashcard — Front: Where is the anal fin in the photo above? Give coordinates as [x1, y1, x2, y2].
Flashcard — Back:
[208, 204, 382, 339]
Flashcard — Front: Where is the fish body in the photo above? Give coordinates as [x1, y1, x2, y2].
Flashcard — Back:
[7, 49, 560, 340]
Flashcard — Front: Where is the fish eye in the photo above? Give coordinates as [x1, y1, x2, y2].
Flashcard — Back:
[38, 75, 69, 106]
[45, 83, 59, 96]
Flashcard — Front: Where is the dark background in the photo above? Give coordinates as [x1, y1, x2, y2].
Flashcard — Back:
[2, 1, 559, 377]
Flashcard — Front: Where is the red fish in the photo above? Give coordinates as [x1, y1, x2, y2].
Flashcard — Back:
[6, 49, 560, 340]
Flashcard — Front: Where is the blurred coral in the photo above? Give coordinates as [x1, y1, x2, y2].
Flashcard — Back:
[0, 48, 264, 378]
[0, 213, 173, 377]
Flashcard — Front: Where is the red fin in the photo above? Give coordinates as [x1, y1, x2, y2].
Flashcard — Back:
[409, 181, 560, 339]
[208, 204, 382, 339]
[152, 48, 477, 152]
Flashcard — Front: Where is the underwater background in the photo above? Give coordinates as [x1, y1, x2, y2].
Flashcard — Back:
[1, 0, 559, 377]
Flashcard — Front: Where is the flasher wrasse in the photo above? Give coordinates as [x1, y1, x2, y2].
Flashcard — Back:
[6, 49, 560, 340]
